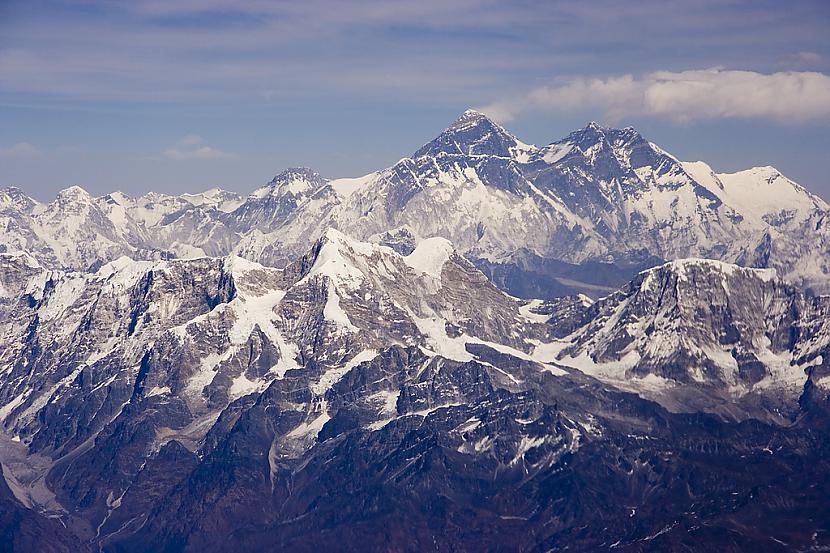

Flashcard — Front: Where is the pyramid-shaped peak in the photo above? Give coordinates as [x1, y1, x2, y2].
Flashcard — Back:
[58, 184, 91, 196]
[55, 185, 93, 202]
[444, 108, 509, 134]
[414, 109, 526, 159]
[253, 167, 328, 198]
[451, 108, 493, 124]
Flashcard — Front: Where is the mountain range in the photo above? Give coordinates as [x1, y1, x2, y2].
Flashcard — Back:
[2, 110, 829, 298]
[1, 112, 829, 552]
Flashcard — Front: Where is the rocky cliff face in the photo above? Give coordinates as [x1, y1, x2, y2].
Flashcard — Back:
[542, 259, 830, 421]
[0, 230, 829, 551]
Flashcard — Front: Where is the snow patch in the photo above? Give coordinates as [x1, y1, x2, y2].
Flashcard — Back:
[312, 349, 378, 396]
[404, 237, 454, 278]
[330, 173, 376, 199]
[323, 286, 358, 332]
[145, 386, 171, 398]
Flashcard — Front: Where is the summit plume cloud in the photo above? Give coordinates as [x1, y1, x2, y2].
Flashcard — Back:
[481, 69, 830, 124]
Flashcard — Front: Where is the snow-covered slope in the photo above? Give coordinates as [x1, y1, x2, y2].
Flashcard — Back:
[681, 161, 828, 229]
[534, 258, 828, 420]
[1, 234, 829, 550]
[0, 230, 554, 461]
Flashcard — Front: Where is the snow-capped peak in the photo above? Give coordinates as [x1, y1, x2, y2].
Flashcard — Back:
[413, 109, 534, 159]
[55, 185, 93, 202]
[253, 167, 327, 198]
[0, 186, 37, 211]
[679, 162, 829, 229]
[462, 108, 486, 117]
[304, 228, 383, 284]
[104, 191, 130, 205]
[96, 255, 137, 277]
[448, 108, 496, 131]
[180, 187, 243, 213]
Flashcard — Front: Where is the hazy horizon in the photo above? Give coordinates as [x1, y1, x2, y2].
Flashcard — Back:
[6, 113, 830, 204]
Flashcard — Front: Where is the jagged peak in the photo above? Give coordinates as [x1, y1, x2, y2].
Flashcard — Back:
[0, 185, 26, 196]
[558, 122, 611, 152]
[0, 186, 37, 208]
[447, 108, 497, 130]
[565, 121, 647, 146]
[252, 167, 328, 198]
[413, 109, 529, 159]
[547, 122, 673, 171]
[270, 167, 323, 182]
[55, 185, 93, 201]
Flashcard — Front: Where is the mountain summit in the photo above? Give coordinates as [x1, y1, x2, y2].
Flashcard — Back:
[413, 108, 534, 159]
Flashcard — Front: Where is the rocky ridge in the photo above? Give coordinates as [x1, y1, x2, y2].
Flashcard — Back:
[0, 231, 828, 551]
[2, 111, 829, 296]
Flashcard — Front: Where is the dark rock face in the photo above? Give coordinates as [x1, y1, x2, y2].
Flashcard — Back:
[1, 232, 829, 552]
[0, 465, 87, 553]
[550, 259, 830, 424]
[413, 109, 524, 159]
[101, 359, 830, 553]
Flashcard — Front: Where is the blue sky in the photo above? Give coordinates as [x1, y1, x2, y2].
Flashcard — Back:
[1, 0, 829, 200]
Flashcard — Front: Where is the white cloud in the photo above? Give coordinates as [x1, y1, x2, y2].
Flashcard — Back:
[163, 135, 234, 161]
[0, 142, 40, 159]
[480, 69, 830, 124]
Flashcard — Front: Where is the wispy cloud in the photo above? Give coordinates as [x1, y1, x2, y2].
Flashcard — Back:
[163, 135, 234, 161]
[776, 51, 822, 66]
[480, 69, 830, 124]
[0, 142, 40, 159]
[2, 1, 827, 107]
